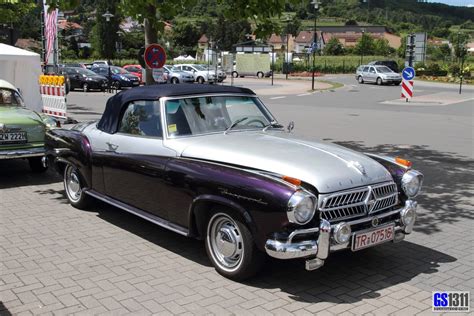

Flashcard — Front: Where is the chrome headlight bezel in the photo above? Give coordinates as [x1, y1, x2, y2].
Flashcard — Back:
[287, 190, 317, 225]
[401, 170, 423, 198]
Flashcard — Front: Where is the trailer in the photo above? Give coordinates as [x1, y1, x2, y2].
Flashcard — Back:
[232, 53, 272, 78]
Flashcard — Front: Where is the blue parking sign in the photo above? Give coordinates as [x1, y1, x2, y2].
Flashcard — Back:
[402, 67, 416, 81]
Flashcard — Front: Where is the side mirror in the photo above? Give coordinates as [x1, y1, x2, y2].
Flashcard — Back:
[287, 121, 294, 133]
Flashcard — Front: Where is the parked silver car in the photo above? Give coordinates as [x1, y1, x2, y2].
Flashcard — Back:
[174, 64, 217, 84]
[163, 65, 195, 84]
[356, 65, 402, 85]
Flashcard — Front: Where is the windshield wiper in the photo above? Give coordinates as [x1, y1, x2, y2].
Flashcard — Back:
[262, 121, 284, 132]
[224, 117, 248, 134]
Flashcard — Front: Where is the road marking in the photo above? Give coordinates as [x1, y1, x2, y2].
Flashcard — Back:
[297, 93, 311, 96]
[270, 96, 286, 99]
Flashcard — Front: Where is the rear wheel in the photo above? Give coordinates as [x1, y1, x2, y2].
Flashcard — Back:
[113, 81, 121, 90]
[358, 76, 364, 84]
[28, 157, 47, 173]
[64, 164, 91, 209]
[257, 72, 264, 78]
[231, 71, 239, 78]
[376, 77, 383, 85]
[205, 210, 264, 281]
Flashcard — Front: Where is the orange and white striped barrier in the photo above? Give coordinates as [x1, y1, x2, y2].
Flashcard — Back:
[39, 75, 67, 118]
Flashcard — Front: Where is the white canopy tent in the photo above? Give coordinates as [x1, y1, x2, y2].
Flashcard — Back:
[0, 44, 43, 112]
[173, 55, 187, 61]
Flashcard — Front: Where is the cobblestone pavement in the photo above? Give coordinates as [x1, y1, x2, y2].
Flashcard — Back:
[1, 137, 473, 316]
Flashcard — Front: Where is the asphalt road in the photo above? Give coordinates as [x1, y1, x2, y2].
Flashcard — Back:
[1, 75, 473, 315]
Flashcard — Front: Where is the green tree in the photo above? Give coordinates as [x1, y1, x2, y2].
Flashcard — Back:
[373, 38, 392, 56]
[354, 33, 375, 56]
[92, 0, 120, 60]
[171, 22, 201, 55]
[210, 14, 251, 51]
[323, 37, 344, 56]
[282, 15, 301, 37]
[449, 32, 470, 61]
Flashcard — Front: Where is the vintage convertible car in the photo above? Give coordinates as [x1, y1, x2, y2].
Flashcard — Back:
[45, 84, 423, 280]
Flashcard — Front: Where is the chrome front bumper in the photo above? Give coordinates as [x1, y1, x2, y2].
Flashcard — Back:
[265, 200, 417, 270]
[0, 147, 45, 160]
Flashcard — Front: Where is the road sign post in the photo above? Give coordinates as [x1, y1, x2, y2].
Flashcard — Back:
[401, 67, 415, 102]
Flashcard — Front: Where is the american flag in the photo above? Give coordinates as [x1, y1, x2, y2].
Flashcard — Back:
[43, 0, 58, 64]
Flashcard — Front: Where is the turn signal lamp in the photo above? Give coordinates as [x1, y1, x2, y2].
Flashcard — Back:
[395, 157, 412, 168]
[282, 176, 302, 186]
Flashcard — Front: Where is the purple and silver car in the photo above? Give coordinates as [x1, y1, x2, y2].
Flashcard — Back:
[45, 84, 423, 280]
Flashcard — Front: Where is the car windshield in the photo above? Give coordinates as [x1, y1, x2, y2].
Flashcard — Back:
[165, 96, 272, 137]
[0, 88, 24, 107]
[193, 65, 207, 71]
[111, 67, 129, 74]
[376, 66, 393, 73]
[77, 68, 98, 76]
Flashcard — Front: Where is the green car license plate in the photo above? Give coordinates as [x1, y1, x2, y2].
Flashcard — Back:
[0, 131, 27, 144]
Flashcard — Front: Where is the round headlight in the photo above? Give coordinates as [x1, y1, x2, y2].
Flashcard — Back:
[333, 222, 352, 244]
[401, 170, 423, 198]
[401, 207, 416, 226]
[287, 191, 316, 225]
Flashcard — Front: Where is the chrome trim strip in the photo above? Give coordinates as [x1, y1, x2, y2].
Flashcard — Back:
[0, 147, 45, 160]
[85, 190, 189, 236]
[288, 227, 319, 243]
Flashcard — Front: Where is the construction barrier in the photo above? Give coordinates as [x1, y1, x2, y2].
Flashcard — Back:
[39, 75, 67, 118]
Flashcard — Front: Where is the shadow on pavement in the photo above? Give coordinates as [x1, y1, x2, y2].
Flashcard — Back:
[0, 301, 12, 316]
[0, 159, 61, 189]
[331, 141, 474, 235]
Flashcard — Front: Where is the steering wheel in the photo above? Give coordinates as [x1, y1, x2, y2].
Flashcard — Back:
[245, 118, 266, 127]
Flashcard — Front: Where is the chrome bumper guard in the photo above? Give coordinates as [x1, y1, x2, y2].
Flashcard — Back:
[0, 147, 45, 160]
[265, 200, 417, 271]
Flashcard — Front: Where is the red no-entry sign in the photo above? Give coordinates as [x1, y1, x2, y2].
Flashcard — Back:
[144, 44, 167, 69]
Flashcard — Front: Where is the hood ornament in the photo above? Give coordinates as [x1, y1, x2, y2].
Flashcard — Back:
[348, 161, 367, 176]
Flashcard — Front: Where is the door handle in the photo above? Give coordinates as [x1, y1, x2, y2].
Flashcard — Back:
[106, 142, 118, 152]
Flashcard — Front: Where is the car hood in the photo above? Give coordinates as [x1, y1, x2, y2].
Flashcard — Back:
[0, 107, 45, 142]
[165, 131, 392, 193]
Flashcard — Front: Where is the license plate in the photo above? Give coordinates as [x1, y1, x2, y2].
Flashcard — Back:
[132, 81, 139, 85]
[0, 132, 27, 144]
[352, 224, 394, 251]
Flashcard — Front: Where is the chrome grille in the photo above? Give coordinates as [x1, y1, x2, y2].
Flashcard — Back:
[319, 182, 398, 222]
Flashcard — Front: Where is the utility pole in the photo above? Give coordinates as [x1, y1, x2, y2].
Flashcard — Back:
[311, 0, 320, 91]
[407, 34, 415, 67]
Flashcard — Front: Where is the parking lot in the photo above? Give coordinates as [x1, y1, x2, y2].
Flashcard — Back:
[1, 76, 473, 315]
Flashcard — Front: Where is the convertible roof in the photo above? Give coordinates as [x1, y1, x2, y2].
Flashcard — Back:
[97, 84, 256, 133]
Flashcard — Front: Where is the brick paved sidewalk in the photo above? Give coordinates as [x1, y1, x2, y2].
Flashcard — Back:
[1, 146, 473, 315]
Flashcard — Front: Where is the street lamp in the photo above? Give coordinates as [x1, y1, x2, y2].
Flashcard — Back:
[360, 28, 365, 65]
[116, 31, 123, 66]
[102, 10, 114, 92]
[311, 0, 320, 90]
[285, 15, 291, 80]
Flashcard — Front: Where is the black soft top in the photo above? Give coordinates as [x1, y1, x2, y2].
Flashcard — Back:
[97, 84, 256, 133]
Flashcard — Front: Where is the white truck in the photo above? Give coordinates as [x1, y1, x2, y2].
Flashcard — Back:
[231, 54, 272, 78]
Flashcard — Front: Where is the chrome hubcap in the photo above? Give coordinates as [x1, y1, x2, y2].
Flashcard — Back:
[208, 214, 243, 271]
[65, 166, 82, 202]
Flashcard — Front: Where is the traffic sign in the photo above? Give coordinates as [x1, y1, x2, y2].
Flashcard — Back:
[402, 67, 415, 81]
[144, 44, 166, 69]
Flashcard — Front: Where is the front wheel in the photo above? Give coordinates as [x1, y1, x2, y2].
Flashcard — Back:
[64, 164, 91, 209]
[358, 76, 364, 84]
[197, 77, 205, 84]
[171, 77, 179, 84]
[376, 77, 383, 85]
[205, 211, 264, 281]
[82, 83, 89, 92]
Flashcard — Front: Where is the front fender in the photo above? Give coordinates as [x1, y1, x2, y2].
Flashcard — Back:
[189, 194, 257, 239]
[45, 129, 93, 188]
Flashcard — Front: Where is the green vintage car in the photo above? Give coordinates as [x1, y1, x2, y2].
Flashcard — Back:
[0, 79, 54, 172]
